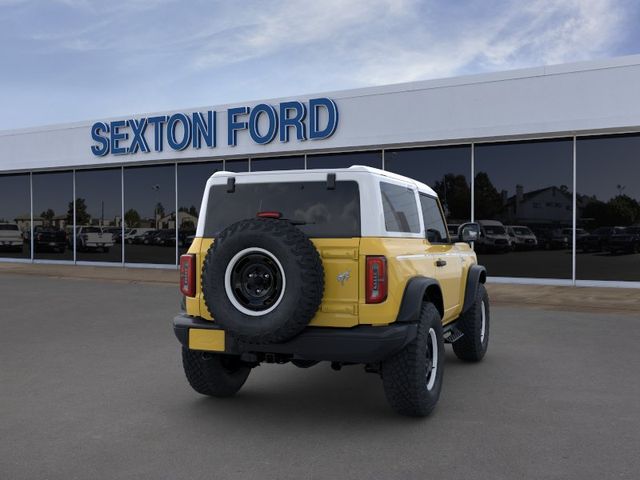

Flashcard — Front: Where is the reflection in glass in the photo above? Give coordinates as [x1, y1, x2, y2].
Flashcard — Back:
[577, 134, 640, 281]
[385, 145, 471, 226]
[474, 139, 573, 279]
[225, 159, 249, 172]
[32, 171, 73, 261]
[75, 168, 122, 263]
[250, 156, 305, 171]
[177, 161, 222, 254]
[0, 174, 31, 259]
[124, 165, 176, 265]
[307, 151, 382, 169]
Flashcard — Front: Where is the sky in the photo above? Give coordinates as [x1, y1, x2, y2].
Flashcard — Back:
[0, 0, 639, 131]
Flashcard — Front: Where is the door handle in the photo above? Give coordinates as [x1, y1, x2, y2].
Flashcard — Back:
[435, 259, 447, 267]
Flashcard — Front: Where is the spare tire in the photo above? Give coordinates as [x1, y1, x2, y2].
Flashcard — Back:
[202, 218, 324, 344]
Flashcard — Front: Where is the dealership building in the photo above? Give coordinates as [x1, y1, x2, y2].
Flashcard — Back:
[0, 55, 639, 288]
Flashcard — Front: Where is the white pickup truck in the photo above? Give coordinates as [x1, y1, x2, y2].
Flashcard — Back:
[75, 226, 114, 252]
[0, 223, 24, 252]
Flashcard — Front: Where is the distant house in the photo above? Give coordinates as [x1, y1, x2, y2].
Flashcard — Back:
[503, 185, 572, 225]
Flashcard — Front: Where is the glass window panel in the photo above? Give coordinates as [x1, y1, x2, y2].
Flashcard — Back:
[124, 165, 176, 265]
[250, 156, 305, 171]
[203, 181, 360, 238]
[385, 145, 471, 226]
[225, 159, 249, 172]
[177, 161, 222, 254]
[380, 182, 420, 233]
[474, 139, 573, 279]
[0, 174, 31, 259]
[32, 171, 73, 260]
[420, 194, 448, 243]
[307, 151, 382, 169]
[75, 168, 122, 263]
[577, 134, 640, 282]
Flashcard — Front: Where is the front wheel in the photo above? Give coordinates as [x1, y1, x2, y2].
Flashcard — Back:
[181, 348, 251, 397]
[452, 283, 490, 362]
[381, 302, 444, 417]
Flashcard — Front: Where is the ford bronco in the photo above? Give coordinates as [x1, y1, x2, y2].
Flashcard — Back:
[173, 166, 489, 416]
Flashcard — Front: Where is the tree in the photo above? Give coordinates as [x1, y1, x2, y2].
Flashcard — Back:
[40, 209, 55, 225]
[433, 174, 471, 221]
[124, 209, 141, 228]
[155, 202, 165, 218]
[67, 198, 91, 226]
[474, 172, 504, 220]
[607, 194, 640, 226]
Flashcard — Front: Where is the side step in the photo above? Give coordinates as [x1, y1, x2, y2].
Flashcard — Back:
[443, 327, 464, 344]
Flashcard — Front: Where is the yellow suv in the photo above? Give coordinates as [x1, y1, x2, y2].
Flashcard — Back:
[174, 166, 488, 416]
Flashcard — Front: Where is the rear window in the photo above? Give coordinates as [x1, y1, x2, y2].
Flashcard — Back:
[380, 182, 420, 233]
[0, 224, 18, 231]
[203, 181, 360, 238]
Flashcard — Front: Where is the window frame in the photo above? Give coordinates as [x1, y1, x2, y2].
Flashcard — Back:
[379, 180, 422, 235]
[418, 192, 451, 244]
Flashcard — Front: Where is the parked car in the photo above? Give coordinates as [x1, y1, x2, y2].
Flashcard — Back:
[476, 220, 511, 253]
[75, 226, 114, 252]
[153, 229, 176, 247]
[506, 225, 538, 250]
[33, 226, 67, 252]
[178, 229, 196, 248]
[125, 228, 154, 244]
[535, 228, 569, 250]
[0, 223, 24, 252]
[607, 226, 640, 254]
[578, 226, 625, 252]
[134, 230, 159, 245]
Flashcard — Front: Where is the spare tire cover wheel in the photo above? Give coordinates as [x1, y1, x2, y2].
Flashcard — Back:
[202, 218, 324, 344]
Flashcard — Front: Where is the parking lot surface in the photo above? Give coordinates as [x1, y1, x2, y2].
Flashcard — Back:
[1, 274, 639, 480]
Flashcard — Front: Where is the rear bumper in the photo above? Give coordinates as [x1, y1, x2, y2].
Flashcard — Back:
[173, 314, 417, 364]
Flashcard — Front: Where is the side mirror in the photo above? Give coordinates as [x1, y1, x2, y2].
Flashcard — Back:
[458, 222, 480, 243]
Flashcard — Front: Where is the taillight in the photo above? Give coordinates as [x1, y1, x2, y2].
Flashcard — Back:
[257, 211, 282, 219]
[180, 254, 196, 297]
[366, 256, 387, 303]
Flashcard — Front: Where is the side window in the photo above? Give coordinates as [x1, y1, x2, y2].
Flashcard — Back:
[380, 182, 420, 233]
[419, 194, 449, 243]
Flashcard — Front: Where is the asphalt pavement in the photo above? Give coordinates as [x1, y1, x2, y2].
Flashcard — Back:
[0, 274, 639, 480]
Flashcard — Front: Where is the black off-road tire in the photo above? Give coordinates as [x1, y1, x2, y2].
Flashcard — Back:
[381, 303, 444, 417]
[202, 218, 324, 344]
[452, 283, 490, 362]
[181, 347, 251, 397]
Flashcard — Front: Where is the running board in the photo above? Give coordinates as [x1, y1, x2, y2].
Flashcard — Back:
[444, 327, 464, 344]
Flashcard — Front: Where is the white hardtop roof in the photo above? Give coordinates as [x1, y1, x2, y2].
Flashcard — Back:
[208, 165, 437, 197]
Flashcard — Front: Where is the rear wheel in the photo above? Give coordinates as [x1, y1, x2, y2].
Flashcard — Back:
[452, 283, 490, 362]
[181, 347, 251, 397]
[381, 302, 444, 417]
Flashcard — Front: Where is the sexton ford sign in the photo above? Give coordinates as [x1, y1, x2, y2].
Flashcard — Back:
[90, 97, 339, 156]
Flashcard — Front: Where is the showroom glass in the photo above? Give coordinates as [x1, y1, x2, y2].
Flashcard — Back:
[124, 165, 176, 264]
[225, 159, 249, 172]
[577, 134, 640, 282]
[0, 173, 31, 259]
[250, 156, 305, 171]
[177, 161, 222, 255]
[32, 171, 74, 261]
[474, 139, 573, 279]
[307, 151, 382, 169]
[385, 145, 471, 224]
[380, 182, 420, 233]
[420, 195, 449, 243]
[75, 168, 122, 263]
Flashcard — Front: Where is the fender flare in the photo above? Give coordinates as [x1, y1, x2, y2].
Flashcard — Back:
[396, 276, 444, 322]
[461, 265, 487, 314]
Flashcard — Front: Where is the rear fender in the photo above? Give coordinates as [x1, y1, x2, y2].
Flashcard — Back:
[396, 277, 444, 322]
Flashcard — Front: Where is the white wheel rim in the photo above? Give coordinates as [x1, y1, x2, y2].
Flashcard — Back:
[426, 327, 438, 391]
[224, 247, 286, 317]
[480, 300, 486, 343]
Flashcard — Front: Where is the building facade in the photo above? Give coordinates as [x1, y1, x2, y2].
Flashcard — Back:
[1, 56, 639, 287]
